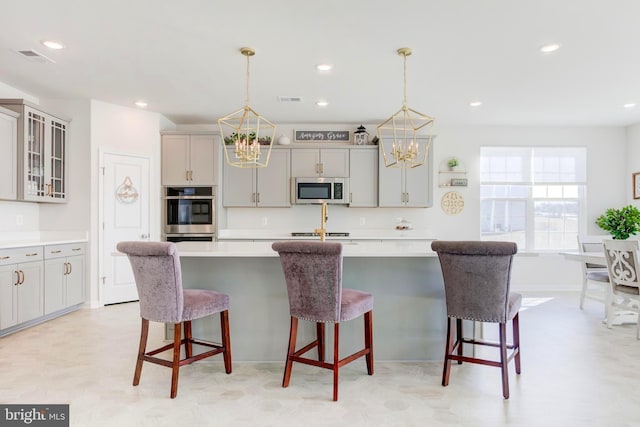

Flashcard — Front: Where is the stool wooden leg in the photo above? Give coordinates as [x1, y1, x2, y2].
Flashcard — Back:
[170, 322, 182, 399]
[364, 311, 374, 375]
[513, 313, 521, 375]
[184, 321, 193, 358]
[442, 317, 454, 387]
[456, 318, 463, 364]
[499, 322, 509, 399]
[316, 322, 325, 362]
[333, 322, 340, 402]
[133, 318, 149, 387]
[220, 310, 232, 374]
[283, 316, 298, 388]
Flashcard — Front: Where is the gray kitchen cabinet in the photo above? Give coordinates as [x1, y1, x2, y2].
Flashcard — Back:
[0, 99, 69, 203]
[223, 149, 290, 207]
[0, 106, 19, 200]
[378, 140, 433, 207]
[291, 148, 349, 177]
[161, 132, 218, 186]
[348, 147, 378, 207]
[0, 246, 44, 331]
[44, 243, 85, 315]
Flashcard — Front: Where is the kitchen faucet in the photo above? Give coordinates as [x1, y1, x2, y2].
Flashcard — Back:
[314, 202, 328, 242]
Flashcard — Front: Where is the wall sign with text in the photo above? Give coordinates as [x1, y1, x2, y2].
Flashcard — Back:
[294, 130, 350, 142]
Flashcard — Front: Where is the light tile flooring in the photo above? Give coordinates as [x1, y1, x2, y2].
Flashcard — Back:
[1, 292, 640, 426]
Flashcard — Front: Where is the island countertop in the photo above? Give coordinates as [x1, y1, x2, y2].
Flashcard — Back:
[175, 240, 437, 257]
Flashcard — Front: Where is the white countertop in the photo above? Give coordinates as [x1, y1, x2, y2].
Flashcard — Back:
[217, 228, 435, 241]
[176, 240, 437, 257]
[0, 231, 89, 250]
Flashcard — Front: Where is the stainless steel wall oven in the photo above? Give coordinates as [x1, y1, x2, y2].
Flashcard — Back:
[163, 186, 215, 242]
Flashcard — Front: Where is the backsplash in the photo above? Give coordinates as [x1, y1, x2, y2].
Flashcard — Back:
[223, 205, 437, 233]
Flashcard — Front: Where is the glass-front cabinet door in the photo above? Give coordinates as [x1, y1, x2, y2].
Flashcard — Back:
[49, 118, 66, 200]
[22, 105, 68, 203]
[25, 109, 46, 199]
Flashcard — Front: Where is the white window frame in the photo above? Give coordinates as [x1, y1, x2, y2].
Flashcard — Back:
[480, 146, 587, 251]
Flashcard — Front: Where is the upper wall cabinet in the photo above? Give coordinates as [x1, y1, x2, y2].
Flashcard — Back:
[0, 106, 19, 201]
[222, 149, 290, 207]
[291, 148, 349, 177]
[349, 147, 378, 207]
[0, 99, 70, 203]
[161, 132, 218, 186]
[378, 140, 433, 207]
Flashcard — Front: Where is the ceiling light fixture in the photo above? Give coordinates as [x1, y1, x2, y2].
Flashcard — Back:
[41, 40, 65, 50]
[624, 103, 637, 108]
[134, 101, 148, 108]
[218, 47, 275, 168]
[469, 101, 483, 107]
[316, 100, 329, 107]
[377, 47, 434, 169]
[539, 43, 561, 53]
[316, 64, 333, 71]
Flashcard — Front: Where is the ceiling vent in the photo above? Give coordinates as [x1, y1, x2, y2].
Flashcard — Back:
[278, 96, 302, 103]
[15, 49, 55, 64]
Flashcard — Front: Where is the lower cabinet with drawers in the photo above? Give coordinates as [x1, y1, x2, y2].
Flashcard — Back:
[0, 242, 86, 337]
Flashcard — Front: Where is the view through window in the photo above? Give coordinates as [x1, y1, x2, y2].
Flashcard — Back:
[480, 147, 586, 251]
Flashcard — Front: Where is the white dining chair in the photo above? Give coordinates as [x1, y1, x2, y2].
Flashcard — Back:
[602, 239, 640, 338]
[576, 235, 610, 316]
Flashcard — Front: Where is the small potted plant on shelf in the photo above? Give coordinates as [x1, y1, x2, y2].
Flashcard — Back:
[595, 205, 640, 240]
[447, 157, 460, 171]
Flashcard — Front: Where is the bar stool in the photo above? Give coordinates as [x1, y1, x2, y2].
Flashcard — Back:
[431, 240, 521, 399]
[272, 241, 374, 401]
[117, 241, 231, 398]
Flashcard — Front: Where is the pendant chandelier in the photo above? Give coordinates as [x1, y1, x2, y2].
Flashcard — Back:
[377, 48, 434, 168]
[218, 47, 276, 168]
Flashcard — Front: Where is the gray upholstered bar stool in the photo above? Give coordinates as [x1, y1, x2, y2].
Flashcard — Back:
[431, 240, 521, 399]
[272, 241, 374, 401]
[116, 241, 231, 399]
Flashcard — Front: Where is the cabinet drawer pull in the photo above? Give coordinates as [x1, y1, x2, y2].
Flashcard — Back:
[26, 253, 39, 257]
[0, 255, 9, 260]
[51, 250, 62, 254]
[72, 248, 82, 251]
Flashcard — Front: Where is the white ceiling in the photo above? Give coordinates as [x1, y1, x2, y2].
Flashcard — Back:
[1, 0, 640, 127]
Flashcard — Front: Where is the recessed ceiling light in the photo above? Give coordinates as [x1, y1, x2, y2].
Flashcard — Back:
[624, 103, 637, 108]
[539, 43, 561, 53]
[316, 64, 333, 72]
[469, 101, 483, 107]
[41, 40, 65, 50]
[134, 101, 148, 108]
[316, 100, 329, 107]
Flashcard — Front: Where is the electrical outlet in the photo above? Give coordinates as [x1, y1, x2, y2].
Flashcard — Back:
[16, 215, 23, 226]
[359, 217, 366, 226]
[261, 217, 268, 226]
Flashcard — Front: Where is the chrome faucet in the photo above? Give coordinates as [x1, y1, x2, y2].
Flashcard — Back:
[314, 202, 328, 242]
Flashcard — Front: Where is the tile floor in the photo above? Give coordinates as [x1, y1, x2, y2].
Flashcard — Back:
[1, 292, 639, 426]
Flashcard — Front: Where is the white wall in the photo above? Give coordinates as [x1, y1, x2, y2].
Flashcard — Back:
[88, 100, 171, 306]
[627, 123, 640, 207]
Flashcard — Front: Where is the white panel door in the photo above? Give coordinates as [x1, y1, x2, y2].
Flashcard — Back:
[100, 152, 150, 305]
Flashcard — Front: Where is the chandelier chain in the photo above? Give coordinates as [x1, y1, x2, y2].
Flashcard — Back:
[245, 54, 251, 106]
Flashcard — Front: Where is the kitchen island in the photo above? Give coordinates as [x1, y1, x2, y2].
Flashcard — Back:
[175, 240, 446, 362]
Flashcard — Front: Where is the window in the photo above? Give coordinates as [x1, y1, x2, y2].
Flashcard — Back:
[480, 147, 586, 251]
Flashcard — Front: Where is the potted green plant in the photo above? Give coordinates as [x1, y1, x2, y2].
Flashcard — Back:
[447, 157, 459, 171]
[595, 205, 640, 240]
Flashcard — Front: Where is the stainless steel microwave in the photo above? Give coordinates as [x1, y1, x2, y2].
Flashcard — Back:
[293, 177, 349, 204]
